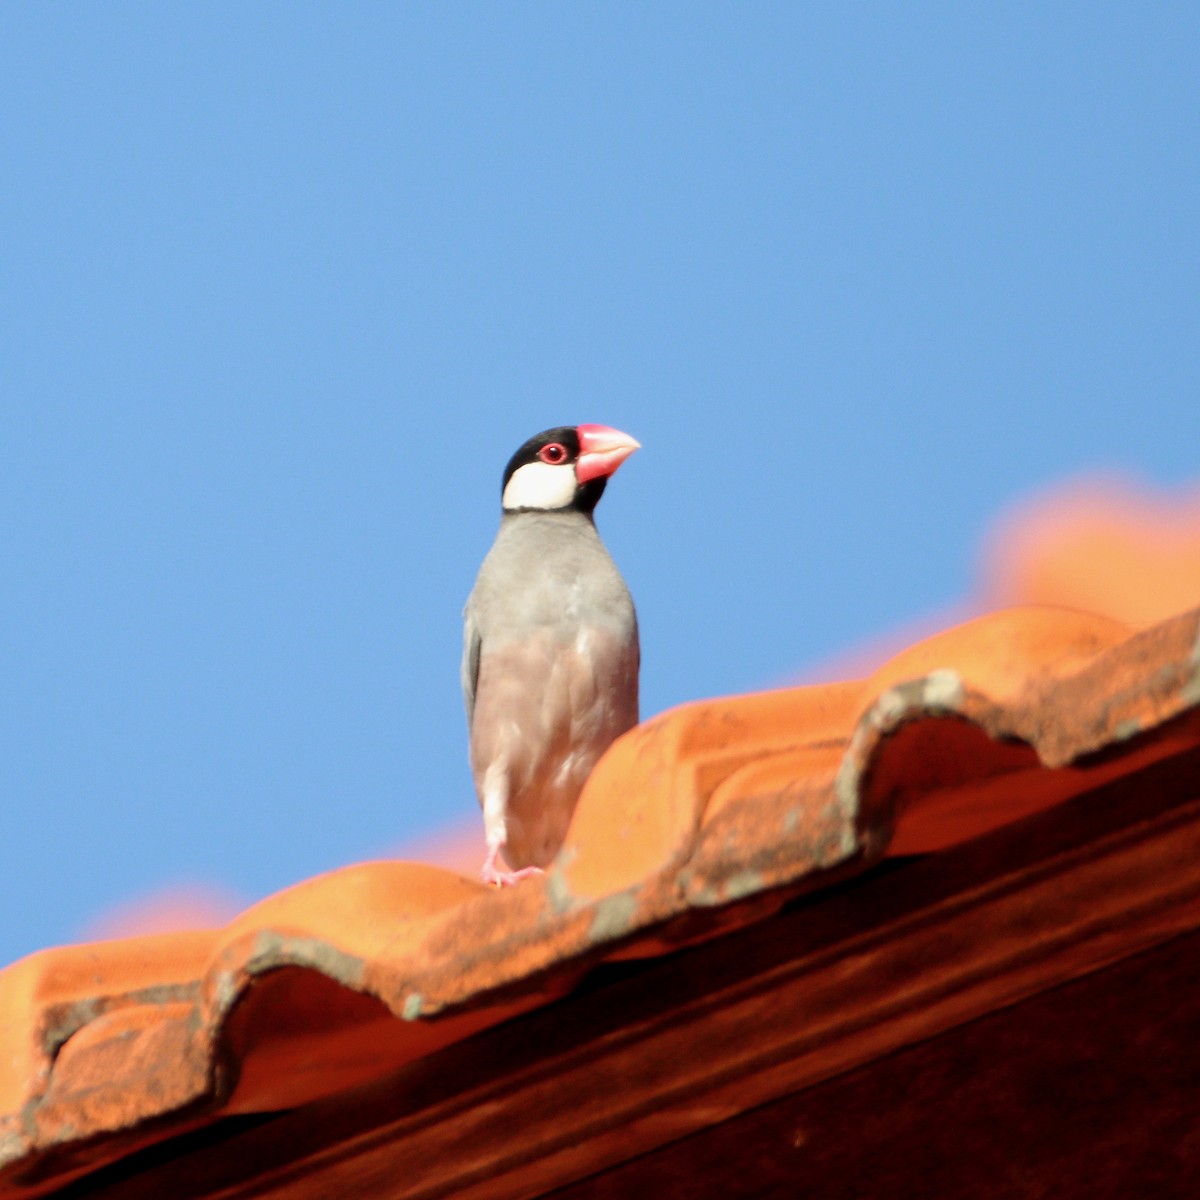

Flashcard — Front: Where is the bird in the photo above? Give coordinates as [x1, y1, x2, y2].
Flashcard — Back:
[463, 424, 641, 887]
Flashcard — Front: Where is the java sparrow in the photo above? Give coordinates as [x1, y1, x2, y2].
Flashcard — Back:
[463, 425, 641, 887]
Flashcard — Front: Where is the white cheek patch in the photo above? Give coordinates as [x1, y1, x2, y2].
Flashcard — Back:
[503, 461, 577, 510]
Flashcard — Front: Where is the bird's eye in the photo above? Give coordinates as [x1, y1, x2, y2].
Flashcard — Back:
[538, 443, 568, 464]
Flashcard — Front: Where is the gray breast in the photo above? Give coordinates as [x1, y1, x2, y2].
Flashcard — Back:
[463, 510, 639, 867]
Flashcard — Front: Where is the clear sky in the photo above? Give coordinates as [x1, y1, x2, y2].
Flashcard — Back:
[2, 4, 1197, 966]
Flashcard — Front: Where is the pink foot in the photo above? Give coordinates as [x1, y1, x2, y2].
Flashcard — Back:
[480, 854, 544, 888]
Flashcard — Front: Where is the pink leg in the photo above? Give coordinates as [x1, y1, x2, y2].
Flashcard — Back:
[480, 845, 544, 888]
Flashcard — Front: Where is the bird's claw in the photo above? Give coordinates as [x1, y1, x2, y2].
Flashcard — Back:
[480, 862, 544, 888]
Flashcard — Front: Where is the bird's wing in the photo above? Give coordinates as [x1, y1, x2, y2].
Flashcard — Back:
[461, 605, 482, 727]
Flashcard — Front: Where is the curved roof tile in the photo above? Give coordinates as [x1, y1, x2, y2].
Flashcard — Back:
[2, 602, 1199, 1194]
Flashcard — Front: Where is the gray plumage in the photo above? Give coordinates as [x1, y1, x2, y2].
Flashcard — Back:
[463, 438, 639, 884]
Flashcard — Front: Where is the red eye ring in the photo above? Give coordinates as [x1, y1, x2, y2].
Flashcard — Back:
[538, 442, 568, 464]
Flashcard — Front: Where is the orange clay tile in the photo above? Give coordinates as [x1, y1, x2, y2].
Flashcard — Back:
[981, 475, 1200, 627]
[1, 602, 1199, 1193]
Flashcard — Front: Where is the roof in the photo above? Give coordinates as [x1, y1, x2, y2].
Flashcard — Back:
[1, 598, 1199, 1196]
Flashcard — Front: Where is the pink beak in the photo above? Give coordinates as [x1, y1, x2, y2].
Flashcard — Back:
[576, 424, 641, 484]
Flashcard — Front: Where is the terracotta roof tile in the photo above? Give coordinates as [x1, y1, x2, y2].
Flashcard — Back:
[2, 602, 1200, 1194]
[982, 476, 1200, 627]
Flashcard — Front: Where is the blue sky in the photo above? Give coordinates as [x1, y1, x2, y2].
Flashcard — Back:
[2, 4, 1197, 966]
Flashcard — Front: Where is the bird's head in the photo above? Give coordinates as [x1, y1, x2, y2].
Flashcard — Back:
[501, 424, 640, 515]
